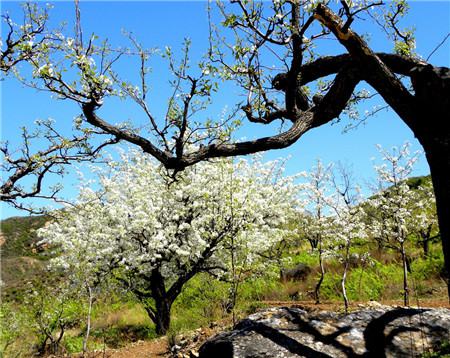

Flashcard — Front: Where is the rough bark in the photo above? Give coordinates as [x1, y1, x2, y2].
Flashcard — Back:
[314, 3, 450, 301]
[409, 65, 450, 299]
[149, 270, 173, 335]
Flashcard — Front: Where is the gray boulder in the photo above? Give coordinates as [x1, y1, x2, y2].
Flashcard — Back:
[198, 305, 450, 357]
[280, 263, 311, 282]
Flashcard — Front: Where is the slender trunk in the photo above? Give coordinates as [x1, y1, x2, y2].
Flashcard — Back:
[315, 242, 325, 304]
[83, 285, 93, 354]
[401, 242, 409, 306]
[342, 243, 350, 314]
[422, 238, 430, 258]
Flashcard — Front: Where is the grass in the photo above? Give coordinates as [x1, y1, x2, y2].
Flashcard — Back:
[1, 209, 448, 356]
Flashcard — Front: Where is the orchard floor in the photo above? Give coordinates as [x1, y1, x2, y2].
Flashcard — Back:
[72, 299, 450, 358]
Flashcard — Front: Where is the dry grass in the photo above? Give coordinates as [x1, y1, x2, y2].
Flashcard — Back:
[93, 304, 151, 330]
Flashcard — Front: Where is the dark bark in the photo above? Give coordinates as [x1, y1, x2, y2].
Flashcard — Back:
[314, 243, 325, 305]
[421, 140, 450, 298]
[409, 64, 450, 299]
[149, 270, 172, 335]
[314, 3, 450, 301]
[422, 239, 430, 258]
[308, 237, 319, 251]
[153, 297, 172, 336]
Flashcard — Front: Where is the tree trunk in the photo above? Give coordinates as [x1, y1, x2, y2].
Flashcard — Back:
[83, 285, 93, 354]
[409, 64, 450, 300]
[424, 145, 450, 300]
[422, 238, 430, 258]
[315, 244, 325, 304]
[400, 243, 409, 307]
[149, 270, 173, 335]
[342, 243, 350, 314]
[154, 298, 172, 335]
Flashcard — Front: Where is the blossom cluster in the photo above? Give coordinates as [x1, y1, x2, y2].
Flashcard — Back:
[38, 151, 300, 285]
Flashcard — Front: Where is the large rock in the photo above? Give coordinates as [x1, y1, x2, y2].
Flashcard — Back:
[198, 305, 450, 358]
[280, 263, 311, 282]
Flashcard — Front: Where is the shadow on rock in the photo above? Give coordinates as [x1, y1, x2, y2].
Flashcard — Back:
[198, 306, 450, 358]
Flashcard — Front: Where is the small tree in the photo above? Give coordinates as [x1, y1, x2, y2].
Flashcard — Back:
[368, 142, 422, 306]
[0, 302, 26, 357]
[23, 278, 82, 356]
[301, 159, 333, 304]
[38, 151, 299, 334]
[409, 182, 439, 258]
[328, 163, 366, 313]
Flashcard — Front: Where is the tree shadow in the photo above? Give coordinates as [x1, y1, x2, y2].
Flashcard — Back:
[200, 307, 439, 357]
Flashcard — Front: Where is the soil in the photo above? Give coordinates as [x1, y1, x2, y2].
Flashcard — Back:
[69, 338, 169, 358]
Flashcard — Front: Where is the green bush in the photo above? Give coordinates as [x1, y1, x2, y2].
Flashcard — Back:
[63, 336, 84, 354]
[290, 251, 319, 267]
[346, 267, 386, 301]
[0, 303, 26, 357]
[411, 254, 445, 282]
[421, 340, 450, 358]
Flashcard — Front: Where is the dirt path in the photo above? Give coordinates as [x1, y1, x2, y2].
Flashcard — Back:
[73, 338, 169, 358]
[107, 338, 169, 358]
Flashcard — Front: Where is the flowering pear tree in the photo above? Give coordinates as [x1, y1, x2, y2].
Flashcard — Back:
[301, 159, 333, 304]
[409, 182, 439, 258]
[367, 142, 422, 306]
[328, 163, 366, 313]
[38, 151, 299, 334]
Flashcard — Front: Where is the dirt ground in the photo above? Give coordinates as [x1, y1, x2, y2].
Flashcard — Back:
[72, 299, 450, 358]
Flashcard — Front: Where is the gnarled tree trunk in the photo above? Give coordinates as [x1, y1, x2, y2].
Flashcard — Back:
[410, 65, 450, 299]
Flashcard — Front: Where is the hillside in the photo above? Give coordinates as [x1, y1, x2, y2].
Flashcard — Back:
[0, 215, 50, 299]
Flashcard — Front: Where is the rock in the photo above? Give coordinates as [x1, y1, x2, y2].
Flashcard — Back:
[280, 263, 311, 282]
[198, 306, 450, 358]
[189, 350, 200, 357]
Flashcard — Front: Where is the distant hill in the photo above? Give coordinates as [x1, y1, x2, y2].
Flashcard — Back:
[405, 174, 432, 189]
[0, 215, 50, 300]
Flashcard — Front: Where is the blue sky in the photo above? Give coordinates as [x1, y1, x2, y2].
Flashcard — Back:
[1, 1, 449, 218]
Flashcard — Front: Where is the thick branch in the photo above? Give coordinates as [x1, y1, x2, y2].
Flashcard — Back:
[168, 66, 360, 170]
[82, 102, 171, 165]
[298, 53, 427, 86]
[314, 4, 417, 129]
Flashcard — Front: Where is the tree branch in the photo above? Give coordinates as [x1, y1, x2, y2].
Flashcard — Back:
[313, 4, 418, 130]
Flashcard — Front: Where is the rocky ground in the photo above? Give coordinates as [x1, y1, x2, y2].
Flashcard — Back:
[62, 302, 450, 358]
[199, 303, 450, 358]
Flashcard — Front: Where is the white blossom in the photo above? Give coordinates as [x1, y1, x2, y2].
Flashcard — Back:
[38, 151, 300, 291]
